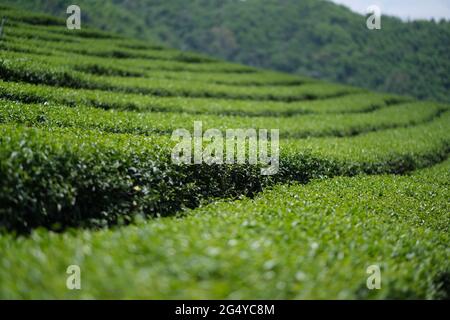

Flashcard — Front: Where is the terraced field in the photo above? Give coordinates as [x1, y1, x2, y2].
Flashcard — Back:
[0, 6, 449, 299]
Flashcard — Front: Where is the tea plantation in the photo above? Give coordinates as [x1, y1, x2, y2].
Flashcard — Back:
[0, 6, 449, 299]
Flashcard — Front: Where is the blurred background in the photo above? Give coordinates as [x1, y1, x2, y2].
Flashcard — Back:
[331, 0, 450, 20]
[3, 0, 449, 102]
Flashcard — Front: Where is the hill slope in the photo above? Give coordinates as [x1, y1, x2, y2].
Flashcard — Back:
[0, 6, 449, 299]
[2, 0, 450, 102]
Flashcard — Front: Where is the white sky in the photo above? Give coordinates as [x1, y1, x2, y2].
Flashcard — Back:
[329, 0, 450, 20]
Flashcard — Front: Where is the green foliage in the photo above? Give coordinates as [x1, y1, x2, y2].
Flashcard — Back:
[0, 80, 408, 116]
[0, 123, 275, 232]
[0, 111, 448, 232]
[2, 0, 449, 102]
[0, 160, 448, 299]
[0, 99, 446, 139]
[0, 6, 449, 299]
[0, 51, 358, 101]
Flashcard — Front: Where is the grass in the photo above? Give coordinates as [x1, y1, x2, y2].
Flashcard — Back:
[0, 5, 449, 299]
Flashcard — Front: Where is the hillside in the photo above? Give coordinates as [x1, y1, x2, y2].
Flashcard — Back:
[2, 0, 450, 102]
[0, 6, 449, 299]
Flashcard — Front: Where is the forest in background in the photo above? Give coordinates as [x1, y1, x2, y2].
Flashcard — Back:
[2, 0, 449, 102]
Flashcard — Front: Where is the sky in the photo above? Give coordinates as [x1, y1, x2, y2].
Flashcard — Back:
[329, 0, 450, 21]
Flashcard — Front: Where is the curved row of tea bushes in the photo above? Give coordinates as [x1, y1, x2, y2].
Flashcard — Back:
[0, 80, 404, 116]
[0, 49, 256, 76]
[0, 111, 449, 232]
[0, 53, 361, 101]
[0, 6, 449, 300]
[5, 28, 309, 85]
[0, 158, 448, 299]
[0, 100, 446, 139]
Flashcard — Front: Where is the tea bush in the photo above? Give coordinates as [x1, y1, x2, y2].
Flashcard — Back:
[0, 6, 448, 299]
